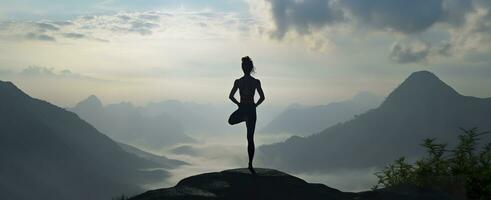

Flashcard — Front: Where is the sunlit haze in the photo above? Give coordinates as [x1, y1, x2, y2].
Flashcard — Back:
[2, 0, 491, 107]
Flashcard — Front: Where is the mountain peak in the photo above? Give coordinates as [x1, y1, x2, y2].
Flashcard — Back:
[406, 70, 441, 82]
[401, 71, 458, 94]
[75, 95, 103, 109]
[0, 80, 20, 91]
[381, 71, 460, 107]
[0, 80, 17, 91]
[0, 80, 30, 100]
[87, 94, 100, 101]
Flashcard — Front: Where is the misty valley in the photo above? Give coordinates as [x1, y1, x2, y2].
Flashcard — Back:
[1, 71, 490, 199]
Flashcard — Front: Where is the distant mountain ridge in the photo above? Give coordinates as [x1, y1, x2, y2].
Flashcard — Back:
[0, 81, 169, 200]
[71, 95, 283, 140]
[258, 71, 491, 172]
[262, 91, 383, 136]
[70, 96, 195, 149]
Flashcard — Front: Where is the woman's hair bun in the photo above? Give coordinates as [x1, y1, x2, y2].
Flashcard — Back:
[242, 56, 252, 63]
[241, 56, 255, 74]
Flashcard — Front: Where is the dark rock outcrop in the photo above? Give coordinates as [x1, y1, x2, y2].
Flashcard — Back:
[129, 168, 453, 200]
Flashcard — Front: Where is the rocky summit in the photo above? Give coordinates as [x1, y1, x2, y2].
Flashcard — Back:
[129, 168, 454, 200]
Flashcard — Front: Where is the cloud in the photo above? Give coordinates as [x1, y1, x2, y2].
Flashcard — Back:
[18, 66, 106, 81]
[389, 41, 453, 64]
[437, 42, 453, 56]
[441, 0, 475, 26]
[52, 21, 74, 26]
[446, 7, 491, 56]
[389, 42, 430, 64]
[138, 13, 161, 21]
[62, 32, 86, 39]
[1, 10, 258, 43]
[267, 0, 344, 38]
[341, 0, 447, 33]
[0, 21, 59, 42]
[20, 66, 57, 76]
[36, 22, 60, 32]
[77, 12, 163, 36]
[25, 32, 56, 41]
[69, 11, 257, 40]
[128, 21, 159, 35]
[251, 0, 491, 63]
[262, 0, 477, 36]
[474, 9, 491, 34]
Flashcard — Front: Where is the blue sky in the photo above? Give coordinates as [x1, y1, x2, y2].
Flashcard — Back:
[0, 0, 490, 106]
[0, 0, 249, 20]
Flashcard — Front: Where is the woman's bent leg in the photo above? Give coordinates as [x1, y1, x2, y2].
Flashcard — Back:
[228, 109, 243, 125]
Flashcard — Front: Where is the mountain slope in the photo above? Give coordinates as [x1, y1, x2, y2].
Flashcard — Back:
[70, 96, 195, 149]
[262, 92, 383, 136]
[258, 71, 491, 172]
[0, 81, 167, 200]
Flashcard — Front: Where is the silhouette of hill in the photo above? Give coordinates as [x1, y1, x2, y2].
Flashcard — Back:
[258, 71, 491, 172]
[128, 168, 453, 200]
[70, 96, 195, 149]
[0, 81, 169, 200]
[262, 91, 383, 136]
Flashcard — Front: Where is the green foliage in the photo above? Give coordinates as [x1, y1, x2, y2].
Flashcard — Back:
[374, 157, 415, 189]
[374, 128, 491, 199]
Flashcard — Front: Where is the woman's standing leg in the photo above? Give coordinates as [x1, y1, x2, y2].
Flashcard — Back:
[245, 109, 257, 173]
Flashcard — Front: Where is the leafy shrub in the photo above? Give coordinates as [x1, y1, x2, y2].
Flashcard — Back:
[374, 128, 491, 199]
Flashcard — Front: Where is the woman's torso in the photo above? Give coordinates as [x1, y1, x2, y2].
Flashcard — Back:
[237, 76, 258, 104]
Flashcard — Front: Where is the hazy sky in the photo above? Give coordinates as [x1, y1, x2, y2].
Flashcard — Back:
[0, 0, 490, 107]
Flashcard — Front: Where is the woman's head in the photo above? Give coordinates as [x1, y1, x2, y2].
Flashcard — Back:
[241, 56, 255, 75]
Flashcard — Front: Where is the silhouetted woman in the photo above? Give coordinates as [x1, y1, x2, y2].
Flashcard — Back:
[228, 56, 265, 173]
